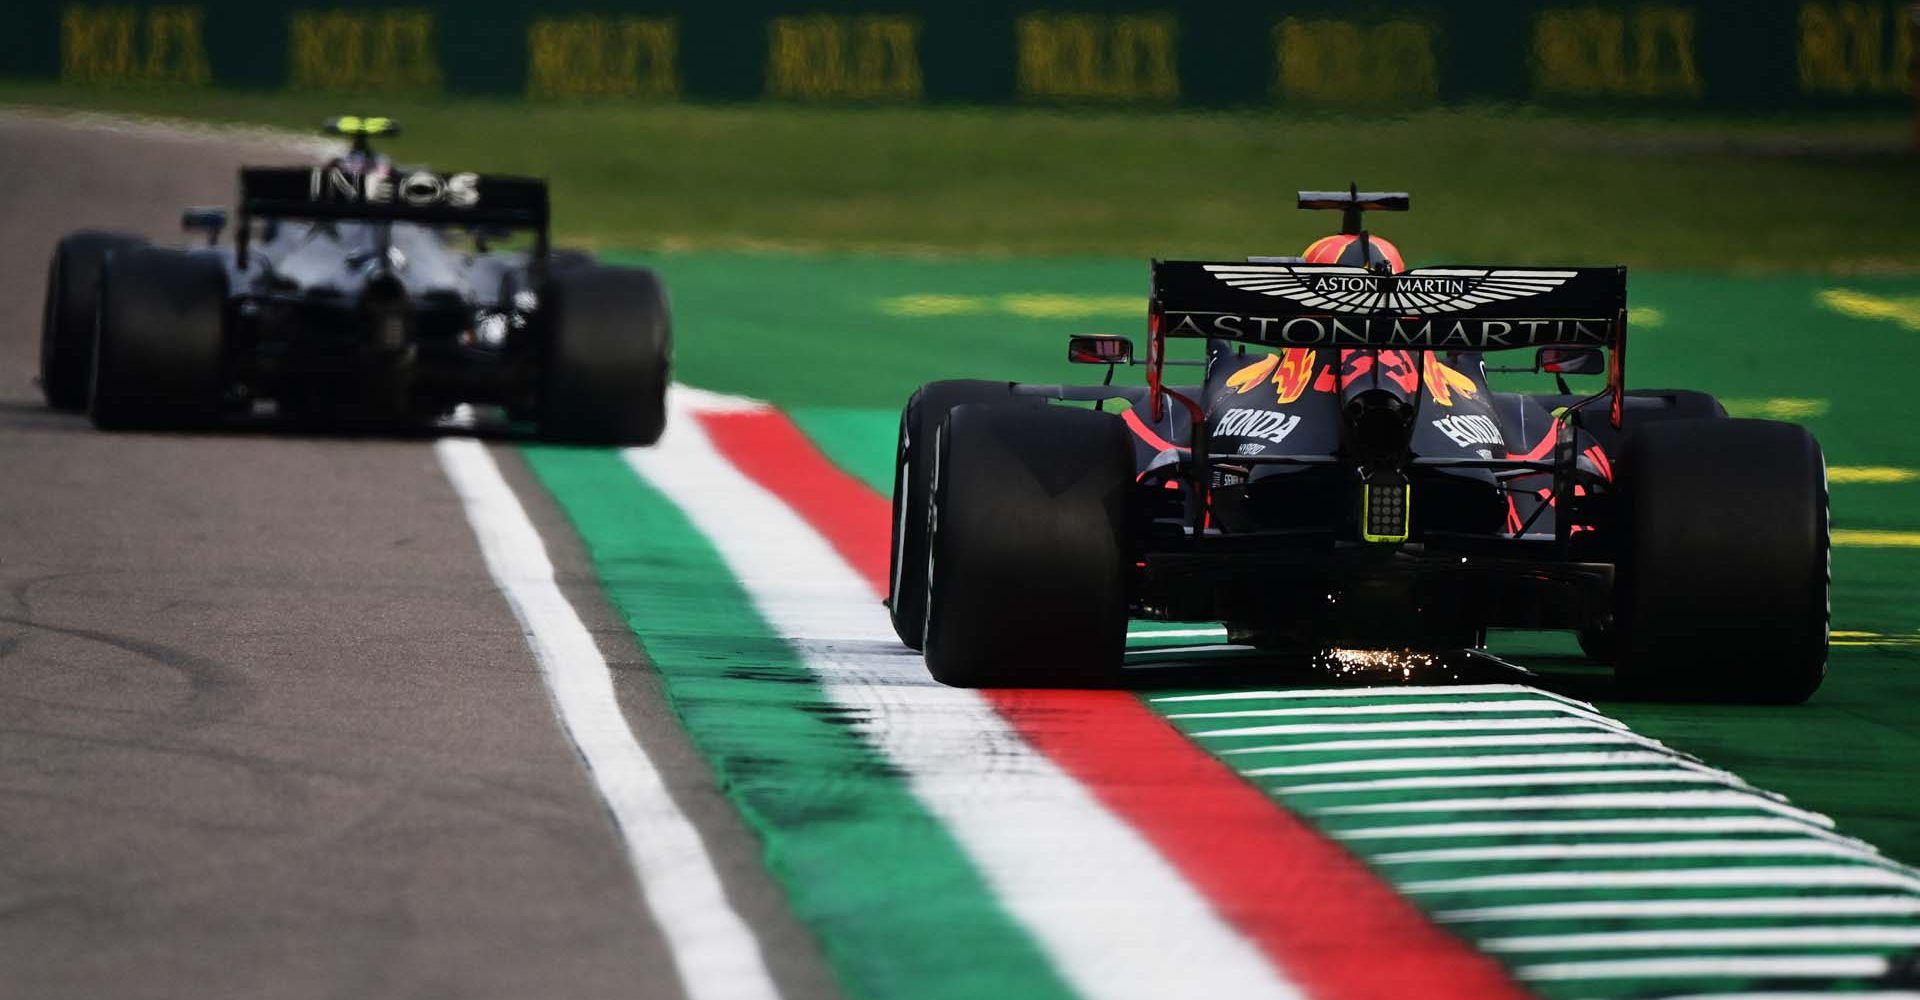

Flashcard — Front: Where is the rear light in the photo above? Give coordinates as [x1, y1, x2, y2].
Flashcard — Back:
[1362, 481, 1411, 543]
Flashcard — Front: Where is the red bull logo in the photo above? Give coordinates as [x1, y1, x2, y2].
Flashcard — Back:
[1235, 348, 1479, 407]
[1423, 353, 1479, 408]
[1225, 348, 1321, 405]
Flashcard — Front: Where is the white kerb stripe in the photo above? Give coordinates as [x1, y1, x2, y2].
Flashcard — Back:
[1192, 716, 1629, 739]
[1151, 685, 1598, 711]
[436, 438, 781, 1000]
[1333, 816, 1859, 842]
[1516, 955, 1891, 982]
[1220, 732, 1665, 754]
[1167, 699, 1616, 722]
[1277, 769, 1747, 796]
[1436, 896, 1920, 922]
[1486, 926, 1920, 953]
[1649, 992, 1920, 1000]
[1247, 750, 1704, 777]
[1403, 866, 1920, 894]
[1314, 790, 1832, 826]
[623, 402, 1302, 1000]
[1374, 837, 1892, 866]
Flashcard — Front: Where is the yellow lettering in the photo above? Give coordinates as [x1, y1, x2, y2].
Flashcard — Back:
[290, 9, 442, 93]
[61, 5, 209, 87]
[766, 14, 922, 101]
[1016, 13, 1179, 101]
[1273, 17, 1438, 104]
[1532, 6, 1701, 97]
[1799, 2, 1911, 94]
[528, 16, 679, 99]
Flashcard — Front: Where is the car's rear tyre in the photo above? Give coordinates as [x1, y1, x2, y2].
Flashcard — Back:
[1576, 625, 1615, 665]
[1613, 418, 1828, 703]
[90, 247, 227, 431]
[1580, 389, 1727, 458]
[42, 231, 145, 411]
[539, 265, 671, 446]
[887, 380, 1033, 650]
[922, 402, 1134, 688]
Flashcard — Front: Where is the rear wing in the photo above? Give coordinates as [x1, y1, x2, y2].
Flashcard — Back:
[234, 165, 549, 265]
[1147, 259, 1630, 426]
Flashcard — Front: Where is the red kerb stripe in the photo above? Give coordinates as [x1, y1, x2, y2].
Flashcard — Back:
[695, 407, 1531, 1000]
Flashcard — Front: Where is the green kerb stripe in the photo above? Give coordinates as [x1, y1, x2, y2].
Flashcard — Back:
[520, 445, 1077, 1000]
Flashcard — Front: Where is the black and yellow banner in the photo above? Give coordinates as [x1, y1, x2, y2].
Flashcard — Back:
[5, 1, 1913, 110]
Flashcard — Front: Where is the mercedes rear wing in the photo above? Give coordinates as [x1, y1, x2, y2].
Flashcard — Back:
[1147, 259, 1630, 427]
[234, 165, 550, 266]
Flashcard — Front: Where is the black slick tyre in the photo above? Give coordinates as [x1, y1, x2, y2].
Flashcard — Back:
[539, 265, 671, 446]
[921, 402, 1134, 688]
[1579, 389, 1727, 662]
[1613, 418, 1829, 703]
[887, 380, 1029, 649]
[1579, 389, 1727, 458]
[41, 231, 144, 411]
[90, 247, 227, 430]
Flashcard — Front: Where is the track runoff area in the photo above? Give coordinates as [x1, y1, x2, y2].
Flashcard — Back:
[440, 344, 1920, 1000]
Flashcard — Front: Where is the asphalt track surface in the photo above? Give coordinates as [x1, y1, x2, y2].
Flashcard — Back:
[0, 112, 838, 1000]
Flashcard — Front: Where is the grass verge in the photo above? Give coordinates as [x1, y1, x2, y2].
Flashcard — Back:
[4, 83, 1915, 271]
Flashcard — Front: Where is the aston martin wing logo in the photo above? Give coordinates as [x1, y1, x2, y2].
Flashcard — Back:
[1202, 264, 1579, 315]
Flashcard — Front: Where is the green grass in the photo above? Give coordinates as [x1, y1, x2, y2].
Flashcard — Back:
[5, 82, 1917, 271]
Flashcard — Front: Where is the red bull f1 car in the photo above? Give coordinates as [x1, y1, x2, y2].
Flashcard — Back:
[887, 190, 1829, 703]
[40, 117, 669, 443]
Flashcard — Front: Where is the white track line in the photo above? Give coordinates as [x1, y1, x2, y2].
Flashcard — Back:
[1404, 866, 1920, 894]
[1127, 628, 1227, 639]
[1487, 926, 1920, 953]
[1278, 769, 1748, 796]
[1192, 716, 1630, 739]
[1335, 816, 1860, 842]
[624, 404, 1303, 1000]
[1220, 732, 1666, 754]
[1247, 750, 1705, 777]
[437, 438, 781, 1000]
[1437, 896, 1920, 922]
[1374, 838, 1893, 867]
[1168, 699, 1616, 722]
[1152, 684, 1598, 710]
[1314, 790, 1832, 825]
[1516, 955, 1891, 982]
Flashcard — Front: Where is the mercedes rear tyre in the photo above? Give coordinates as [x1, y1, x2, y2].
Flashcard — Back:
[539, 265, 671, 446]
[1613, 418, 1829, 703]
[42, 231, 145, 411]
[90, 247, 227, 431]
[887, 380, 1030, 650]
[922, 402, 1134, 688]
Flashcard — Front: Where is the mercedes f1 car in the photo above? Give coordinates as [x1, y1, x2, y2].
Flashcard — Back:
[887, 190, 1829, 702]
[40, 117, 669, 443]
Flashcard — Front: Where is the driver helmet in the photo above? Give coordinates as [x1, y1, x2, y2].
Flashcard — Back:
[330, 147, 394, 185]
[1303, 233, 1405, 274]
